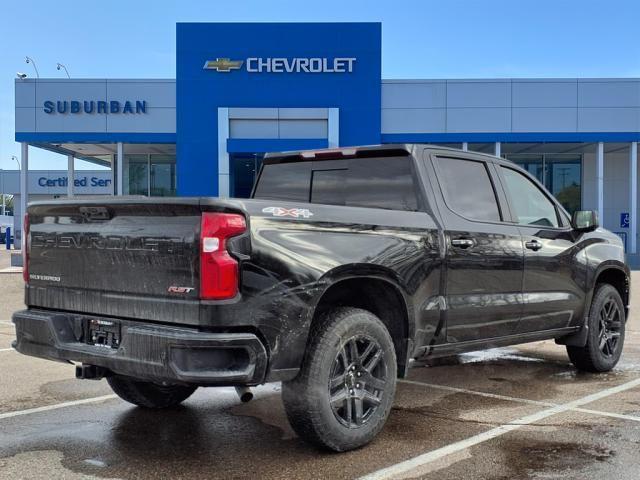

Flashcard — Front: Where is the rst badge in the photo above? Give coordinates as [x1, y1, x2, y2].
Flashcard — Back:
[262, 207, 314, 219]
[167, 286, 195, 294]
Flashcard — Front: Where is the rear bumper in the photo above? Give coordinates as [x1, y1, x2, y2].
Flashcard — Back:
[12, 309, 268, 386]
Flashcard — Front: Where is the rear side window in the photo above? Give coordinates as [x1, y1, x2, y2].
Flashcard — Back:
[256, 156, 421, 211]
[253, 162, 311, 201]
[436, 157, 501, 222]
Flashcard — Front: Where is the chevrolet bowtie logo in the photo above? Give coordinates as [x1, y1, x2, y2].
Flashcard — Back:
[203, 58, 244, 72]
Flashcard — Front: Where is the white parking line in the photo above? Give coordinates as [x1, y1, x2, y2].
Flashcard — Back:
[0, 395, 117, 421]
[361, 377, 640, 480]
[400, 379, 555, 408]
[0, 320, 13, 325]
[574, 406, 640, 423]
[399, 379, 640, 424]
[0, 348, 15, 353]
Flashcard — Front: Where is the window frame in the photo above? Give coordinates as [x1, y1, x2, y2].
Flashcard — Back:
[431, 154, 507, 225]
[495, 163, 572, 231]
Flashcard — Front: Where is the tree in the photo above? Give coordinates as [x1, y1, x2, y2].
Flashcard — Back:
[555, 183, 580, 215]
[1, 194, 14, 216]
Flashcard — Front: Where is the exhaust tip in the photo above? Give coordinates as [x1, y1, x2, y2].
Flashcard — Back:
[75, 364, 108, 380]
[235, 386, 253, 403]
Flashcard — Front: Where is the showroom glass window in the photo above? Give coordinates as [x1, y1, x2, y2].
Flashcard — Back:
[124, 154, 177, 196]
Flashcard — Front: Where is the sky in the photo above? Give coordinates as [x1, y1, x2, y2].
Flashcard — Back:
[0, 0, 639, 171]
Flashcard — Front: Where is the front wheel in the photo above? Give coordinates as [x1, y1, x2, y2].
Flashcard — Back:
[567, 283, 626, 372]
[107, 375, 197, 409]
[282, 307, 397, 452]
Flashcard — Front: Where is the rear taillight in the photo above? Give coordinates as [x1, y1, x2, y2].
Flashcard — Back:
[22, 214, 29, 283]
[199, 212, 246, 300]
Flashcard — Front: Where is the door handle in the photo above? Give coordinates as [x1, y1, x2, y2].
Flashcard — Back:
[451, 238, 475, 249]
[525, 240, 543, 251]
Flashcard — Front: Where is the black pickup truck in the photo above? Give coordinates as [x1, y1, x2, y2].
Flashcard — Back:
[13, 144, 629, 451]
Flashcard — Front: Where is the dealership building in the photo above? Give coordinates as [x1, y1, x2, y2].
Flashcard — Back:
[12, 22, 640, 256]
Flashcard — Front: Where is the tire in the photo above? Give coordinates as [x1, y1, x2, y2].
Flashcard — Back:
[282, 307, 397, 452]
[567, 283, 626, 373]
[107, 375, 197, 409]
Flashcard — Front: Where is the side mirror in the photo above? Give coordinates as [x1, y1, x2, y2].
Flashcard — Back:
[571, 210, 599, 232]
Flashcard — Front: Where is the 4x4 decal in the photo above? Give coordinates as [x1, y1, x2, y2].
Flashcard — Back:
[262, 207, 314, 219]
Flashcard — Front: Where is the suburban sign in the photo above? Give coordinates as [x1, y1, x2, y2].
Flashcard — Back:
[204, 57, 356, 73]
[43, 100, 148, 115]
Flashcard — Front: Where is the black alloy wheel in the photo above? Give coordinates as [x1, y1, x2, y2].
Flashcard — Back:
[282, 307, 397, 451]
[597, 295, 622, 358]
[329, 335, 388, 428]
[567, 283, 626, 373]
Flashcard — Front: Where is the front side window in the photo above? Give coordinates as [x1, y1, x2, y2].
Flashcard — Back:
[506, 153, 582, 215]
[500, 167, 559, 228]
[436, 157, 501, 222]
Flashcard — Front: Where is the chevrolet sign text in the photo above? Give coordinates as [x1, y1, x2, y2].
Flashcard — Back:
[204, 57, 356, 73]
[246, 57, 356, 73]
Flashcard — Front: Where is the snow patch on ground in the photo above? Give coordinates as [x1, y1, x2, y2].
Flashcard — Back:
[458, 348, 547, 364]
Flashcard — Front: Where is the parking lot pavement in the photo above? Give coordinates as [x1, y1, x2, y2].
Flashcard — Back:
[1, 272, 640, 479]
[0, 323, 15, 350]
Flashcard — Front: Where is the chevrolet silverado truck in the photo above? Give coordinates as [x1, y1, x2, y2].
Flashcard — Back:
[13, 144, 629, 451]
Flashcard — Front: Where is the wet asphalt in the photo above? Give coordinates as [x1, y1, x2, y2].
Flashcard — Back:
[1, 250, 640, 479]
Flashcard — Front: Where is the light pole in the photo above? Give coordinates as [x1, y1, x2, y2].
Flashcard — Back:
[56, 63, 70, 78]
[11, 155, 20, 170]
[1, 169, 4, 216]
[25, 57, 39, 78]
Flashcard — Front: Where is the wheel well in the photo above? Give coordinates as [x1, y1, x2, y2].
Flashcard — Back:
[312, 277, 410, 377]
[596, 268, 629, 309]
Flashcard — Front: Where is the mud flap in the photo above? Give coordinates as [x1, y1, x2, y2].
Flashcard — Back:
[555, 318, 589, 347]
[398, 338, 414, 378]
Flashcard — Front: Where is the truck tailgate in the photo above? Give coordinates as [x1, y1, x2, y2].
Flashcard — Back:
[26, 201, 203, 323]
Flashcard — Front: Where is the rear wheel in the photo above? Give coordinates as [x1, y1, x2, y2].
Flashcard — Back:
[282, 307, 397, 452]
[567, 283, 625, 372]
[107, 375, 197, 409]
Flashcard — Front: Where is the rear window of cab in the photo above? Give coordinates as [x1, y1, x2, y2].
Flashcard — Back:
[253, 156, 421, 211]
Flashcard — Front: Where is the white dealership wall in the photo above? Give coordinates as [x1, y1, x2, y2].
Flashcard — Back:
[380, 79, 640, 133]
[583, 149, 638, 237]
[18, 77, 639, 139]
